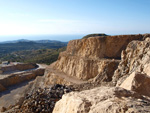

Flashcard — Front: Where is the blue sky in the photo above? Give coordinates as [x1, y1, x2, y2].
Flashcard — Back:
[0, 0, 149, 41]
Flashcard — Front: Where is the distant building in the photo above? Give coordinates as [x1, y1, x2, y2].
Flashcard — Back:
[2, 61, 10, 65]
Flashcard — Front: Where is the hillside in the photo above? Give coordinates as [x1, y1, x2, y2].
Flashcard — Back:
[0, 39, 67, 44]
[0, 41, 67, 54]
[0, 47, 66, 65]
[0, 40, 67, 64]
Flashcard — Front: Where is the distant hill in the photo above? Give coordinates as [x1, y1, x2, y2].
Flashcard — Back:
[82, 33, 108, 39]
[0, 39, 67, 44]
[0, 40, 67, 61]
[0, 47, 66, 65]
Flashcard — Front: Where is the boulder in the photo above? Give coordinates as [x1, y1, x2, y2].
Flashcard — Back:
[120, 72, 150, 97]
[53, 87, 150, 113]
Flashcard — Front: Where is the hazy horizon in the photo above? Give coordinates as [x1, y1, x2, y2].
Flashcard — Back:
[0, 34, 85, 42]
[0, 0, 149, 41]
[1, 33, 149, 42]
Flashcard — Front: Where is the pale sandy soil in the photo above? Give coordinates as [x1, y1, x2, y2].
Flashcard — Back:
[0, 79, 34, 111]
[0, 64, 48, 111]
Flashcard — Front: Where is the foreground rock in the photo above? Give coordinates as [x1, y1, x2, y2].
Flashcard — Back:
[120, 72, 150, 97]
[53, 86, 150, 113]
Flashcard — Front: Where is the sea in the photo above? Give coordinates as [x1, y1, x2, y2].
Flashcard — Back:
[0, 34, 85, 42]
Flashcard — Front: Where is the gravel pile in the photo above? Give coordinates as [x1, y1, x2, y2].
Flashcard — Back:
[9, 84, 73, 113]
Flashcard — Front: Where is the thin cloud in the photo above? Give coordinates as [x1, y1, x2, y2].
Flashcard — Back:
[9, 13, 29, 17]
[38, 19, 80, 23]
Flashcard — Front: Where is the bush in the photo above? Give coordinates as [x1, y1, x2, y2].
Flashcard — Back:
[82, 33, 108, 39]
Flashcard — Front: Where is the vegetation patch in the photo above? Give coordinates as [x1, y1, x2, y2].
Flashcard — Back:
[82, 33, 108, 39]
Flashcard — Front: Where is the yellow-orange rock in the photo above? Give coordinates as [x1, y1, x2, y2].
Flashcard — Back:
[66, 34, 143, 59]
[120, 71, 150, 97]
[54, 54, 120, 80]
[53, 87, 150, 113]
[113, 37, 150, 86]
[52, 34, 142, 81]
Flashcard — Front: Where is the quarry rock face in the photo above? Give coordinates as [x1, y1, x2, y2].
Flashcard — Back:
[113, 37, 150, 86]
[53, 86, 150, 113]
[66, 35, 143, 59]
[54, 54, 120, 80]
[120, 72, 150, 97]
[45, 34, 143, 85]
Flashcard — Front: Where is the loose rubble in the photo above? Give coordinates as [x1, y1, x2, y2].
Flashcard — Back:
[7, 84, 73, 113]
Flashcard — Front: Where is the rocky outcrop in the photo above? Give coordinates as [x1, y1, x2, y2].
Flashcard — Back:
[120, 72, 150, 97]
[66, 34, 143, 59]
[113, 37, 150, 86]
[53, 86, 150, 113]
[52, 35, 150, 113]
[45, 34, 143, 85]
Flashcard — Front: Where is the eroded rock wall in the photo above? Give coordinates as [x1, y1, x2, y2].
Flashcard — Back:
[66, 34, 143, 59]
[52, 34, 143, 81]
[54, 53, 120, 80]
[113, 37, 150, 86]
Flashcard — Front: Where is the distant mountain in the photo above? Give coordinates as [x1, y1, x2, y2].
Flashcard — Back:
[0, 39, 67, 44]
[0, 39, 68, 58]
[35, 40, 62, 43]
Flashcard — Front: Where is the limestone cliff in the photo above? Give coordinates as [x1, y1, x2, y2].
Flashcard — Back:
[54, 53, 120, 80]
[113, 37, 150, 86]
[46, 34, 143, 85]
[65, 34, 143, 59]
